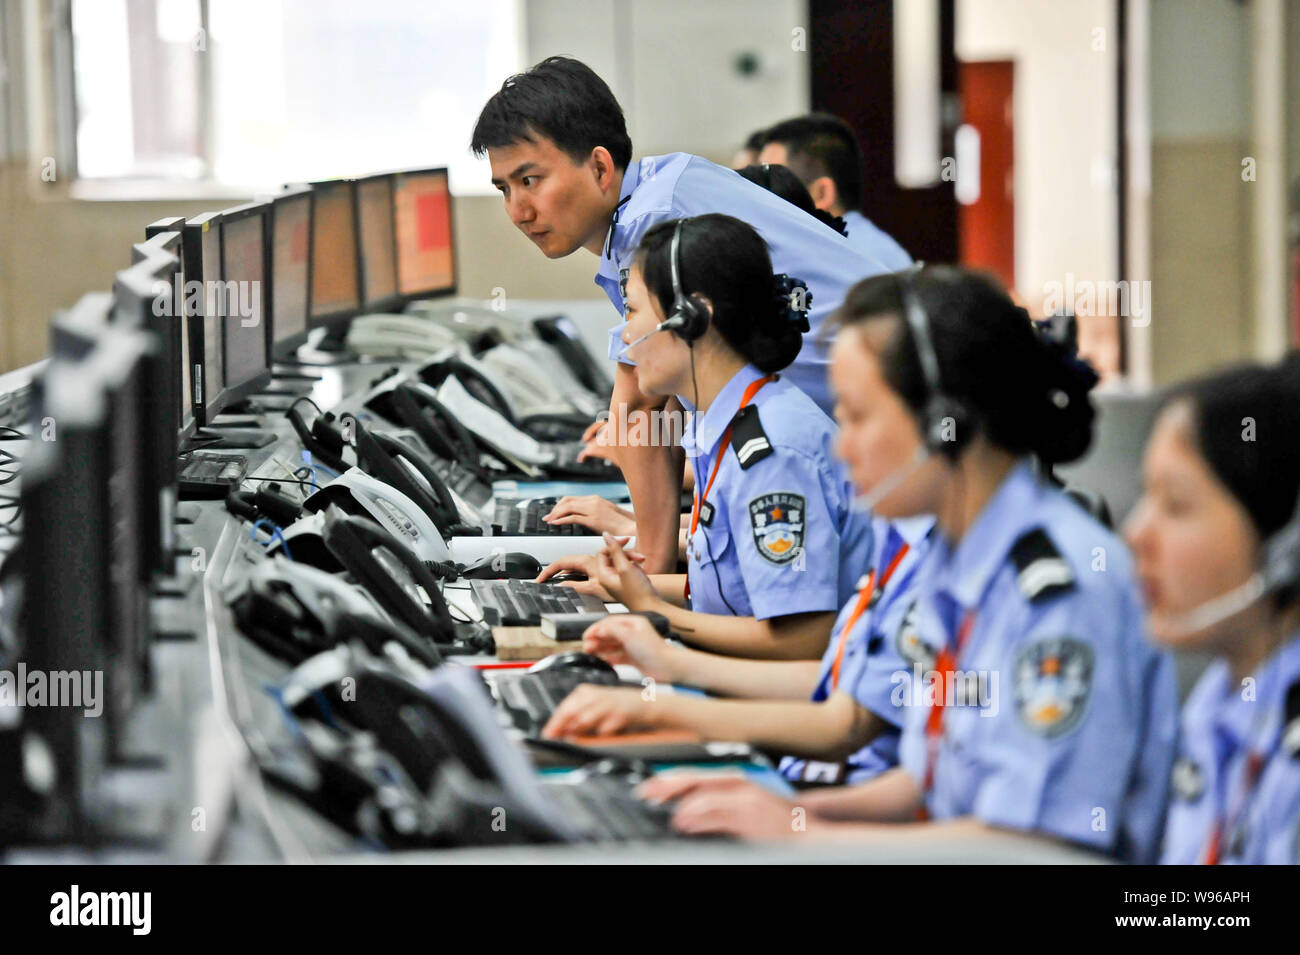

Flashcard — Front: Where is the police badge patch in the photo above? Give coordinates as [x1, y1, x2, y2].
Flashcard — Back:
[1013, 637, 1094, 738]
[895, 599, 938, 670]
[748, 492, 805, 565]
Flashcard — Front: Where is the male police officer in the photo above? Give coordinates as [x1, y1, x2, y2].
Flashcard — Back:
[758, 113, 913, 271]
[471, 57, 900, 573]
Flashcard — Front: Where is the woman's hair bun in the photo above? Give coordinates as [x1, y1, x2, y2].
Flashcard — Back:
[772, 273, 813, 332]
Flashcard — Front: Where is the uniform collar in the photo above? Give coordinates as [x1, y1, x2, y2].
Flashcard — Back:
[597, 160, 643, 275]
[682, 363, 768, 460]
[1210, 630, 1300, 753]
[934, 460, 1045, 611]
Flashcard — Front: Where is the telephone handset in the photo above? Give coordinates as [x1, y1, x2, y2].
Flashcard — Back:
[346, 414, 461, 534]
[418, 357, 518, 426]
[321, 507, 457, 646]
[286, 400, 352, 473]
[391, 382, 487, 477]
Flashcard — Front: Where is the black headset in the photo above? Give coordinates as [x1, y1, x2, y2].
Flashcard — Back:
[662, 219, 711, 344]
[898, 264, 975, 461]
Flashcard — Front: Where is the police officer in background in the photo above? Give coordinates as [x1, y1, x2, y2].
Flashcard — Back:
[758, 113, 914, 272]
[470, 57, 900, 574]
[642, 267, 1178, 864]
[1127, 359, 1300, 864]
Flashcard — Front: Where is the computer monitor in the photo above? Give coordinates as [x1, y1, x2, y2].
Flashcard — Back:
[355, 172, 401, 313]
[43, 303, 153, 768]
[19, 356, 112, 841]
[392, 167, 455, 303]
[269, 186, 314, 360]
[135, 227, 193, 445]
[181, 212, 226, 427]
[308, 178, 362, 334]
[114, 252, 182, 582]
[218, 201, 273, 406]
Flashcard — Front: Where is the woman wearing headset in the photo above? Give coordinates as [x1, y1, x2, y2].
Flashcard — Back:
[540, 214, 874, 660]
[641, 267, 1178, 863]
[1126, 359, 1300, 864]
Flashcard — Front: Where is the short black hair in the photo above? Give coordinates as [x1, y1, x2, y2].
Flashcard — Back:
[470, 56, 633, 170]
[635, 215, 803, 374]
[832, 267, 1098, 466]
[760, 113, 864, 211]
[735, 163, 848, 236]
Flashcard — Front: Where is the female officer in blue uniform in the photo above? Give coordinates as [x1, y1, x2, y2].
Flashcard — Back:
[641, 266, 1178, 863]
[539, 214, 873, 661]
[540, 512, 934, 786]
[1126, 360, 1300, 864]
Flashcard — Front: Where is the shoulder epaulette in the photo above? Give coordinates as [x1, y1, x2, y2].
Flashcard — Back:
[1009, 528, 1075, 602]
[730, 405, 773, 470]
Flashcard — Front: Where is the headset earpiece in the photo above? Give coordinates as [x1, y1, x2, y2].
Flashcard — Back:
[666, 219, 710, 343]
[899, 265, 974, 461]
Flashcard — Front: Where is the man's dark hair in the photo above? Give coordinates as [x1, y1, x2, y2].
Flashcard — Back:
[470, 56, 632, 170]
[760, 113, 864, 211]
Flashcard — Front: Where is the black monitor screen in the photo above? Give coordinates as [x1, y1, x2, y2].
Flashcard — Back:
[220, 212, 268, 389]
[272, 193, 311, 343]
[310, 181, 360, 322]
[357, 177, 397, 307]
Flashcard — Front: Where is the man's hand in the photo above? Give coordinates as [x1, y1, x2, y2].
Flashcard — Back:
[543, 494, 637, 537]
[576, 419, 616, 464]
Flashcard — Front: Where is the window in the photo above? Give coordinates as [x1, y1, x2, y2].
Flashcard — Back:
[69, 0, 521, 195]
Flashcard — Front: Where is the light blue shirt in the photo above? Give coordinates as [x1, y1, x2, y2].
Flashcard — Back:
[894, 461, 1179, 863]
[842, 210, 912, 272]
[1160, 633, 1300, 864]
[681, 364, 873, 621]
[779, 515, 936, 785]
[597, 153, 893, 414]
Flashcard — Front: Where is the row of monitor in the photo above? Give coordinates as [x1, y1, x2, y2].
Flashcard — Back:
[164, 167, 454, 437]
[10, 168, 456, 833]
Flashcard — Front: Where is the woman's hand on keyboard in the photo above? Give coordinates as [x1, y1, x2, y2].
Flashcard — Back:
[581, 613, 679, 682]
[543, 494, 636, 537]
[542, 685, 656, 739]
[594, 534, 661, 611]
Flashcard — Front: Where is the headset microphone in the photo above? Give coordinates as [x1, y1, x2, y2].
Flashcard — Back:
[852, 446, 931, 513]
[614, 315, 686, 362]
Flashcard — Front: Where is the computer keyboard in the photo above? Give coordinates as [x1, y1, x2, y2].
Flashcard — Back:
[545, 443, 621, 479]
[177, 452, 247, 499]
[492, 497, 598, 536]
[470, 578, 607, 627]
[494, 665, 623, 734]
[543, 773, 675, 842]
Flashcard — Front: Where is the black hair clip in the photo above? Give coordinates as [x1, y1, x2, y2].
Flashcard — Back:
[773, 273, 813, 332]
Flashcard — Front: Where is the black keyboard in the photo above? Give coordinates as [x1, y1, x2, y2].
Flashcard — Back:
[543, 773, 675, 842]
[177, 452, 247, 499]
[494, 666, 622, 733]
[470, 578, 605, 627]
[492, 497, 598, 536]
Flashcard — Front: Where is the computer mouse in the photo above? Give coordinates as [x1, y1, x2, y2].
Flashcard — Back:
[458, 551, 543, 580]
[527, 651, 618, 678]
[548, 569, 588, 583]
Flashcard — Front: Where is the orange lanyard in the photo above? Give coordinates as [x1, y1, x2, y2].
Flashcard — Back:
[1204, 750, 1267, 865]
[684, 374, 774, 600]
[829, 543, 911, 691]
[918, 607, 977, 819]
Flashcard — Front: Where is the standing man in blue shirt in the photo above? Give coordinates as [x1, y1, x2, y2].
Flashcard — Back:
[757, 113, 914, 271]
[470, 57, 899, 573]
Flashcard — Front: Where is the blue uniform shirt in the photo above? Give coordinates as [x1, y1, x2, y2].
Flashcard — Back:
[895, 462, 1179, 863]
[1161, 633, 1300, 864]
[681, 364, 873, 621]
[597, 153, 893, 414]
[842, 210, 912, 272]
[779, 515, 937, 785]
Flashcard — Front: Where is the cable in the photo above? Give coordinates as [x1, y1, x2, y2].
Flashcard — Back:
[288, 396, 324, 419]
[249, 519, 292, 560]
[689, 345, 739, 617]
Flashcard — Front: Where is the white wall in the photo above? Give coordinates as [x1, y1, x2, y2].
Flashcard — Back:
[956, 0, 1118, 312]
